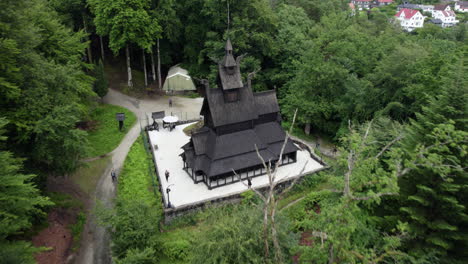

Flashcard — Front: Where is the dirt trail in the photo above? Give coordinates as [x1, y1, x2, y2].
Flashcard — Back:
[74, 89, 202, 264]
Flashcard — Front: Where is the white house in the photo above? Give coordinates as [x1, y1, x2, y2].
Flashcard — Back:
[394, 8, 425, 32]
[375, 0, 393, 6]
[455, 1, 468, 13]
[432, 4, 459, 27]
[418, 5, 434, 13]
[351, 0, 371, 10]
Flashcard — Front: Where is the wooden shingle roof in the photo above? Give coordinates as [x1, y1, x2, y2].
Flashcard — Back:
[254, 90, 280, 116]
[205, 85, 258, 127]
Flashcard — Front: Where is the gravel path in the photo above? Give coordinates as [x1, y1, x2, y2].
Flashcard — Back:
[74, 89, 203, 264]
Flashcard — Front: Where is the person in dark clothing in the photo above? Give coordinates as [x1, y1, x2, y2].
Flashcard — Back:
[169, 98, 172, 107]
[247, 177, 252, 189]
[165, 170, 170, 182]
[111, 169, 116, 182]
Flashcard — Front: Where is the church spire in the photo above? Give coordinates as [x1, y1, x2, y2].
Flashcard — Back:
[221, 38, 236, 68]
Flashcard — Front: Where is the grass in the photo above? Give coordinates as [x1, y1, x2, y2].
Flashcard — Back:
[118, 135, 161, 209]
[86, 104, 137, 158]
[71, 156, 111, 195]
[70, 212, 86, 252]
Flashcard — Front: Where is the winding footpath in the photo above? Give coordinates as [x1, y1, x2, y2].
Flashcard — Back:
[74, 89, 203, 264]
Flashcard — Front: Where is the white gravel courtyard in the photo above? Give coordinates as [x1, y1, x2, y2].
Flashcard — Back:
[148, 123, 325, 209]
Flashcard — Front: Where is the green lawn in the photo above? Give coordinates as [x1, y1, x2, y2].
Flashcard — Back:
[86, 104, 136, 158]
[71, 156, 111, 195]
[118, 135, 161, 208]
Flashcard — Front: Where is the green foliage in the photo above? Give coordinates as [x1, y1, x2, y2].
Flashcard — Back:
[86, 104, 136, 157]
[191, 204, 297, 264]
[0, 241, 41, 264]
[395, 59, 468, 262]
[0, 118, 52, 262]
[117, 137, 159, 206]
[0, 0, 95, 174]
[240, 189, 258, 205]
[281, 10, 464, 138]
[93, 60, 109, 98]
[161, 239, 190, 261]
[117, 247, 157, 264]
[296, 119, 413, 263]
[88, 0, 161, 52]
[70, 212, 86, 251]
[97, 136, 162, 262]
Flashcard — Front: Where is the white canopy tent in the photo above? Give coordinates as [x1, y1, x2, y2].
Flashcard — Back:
[162, 65, 196, 92]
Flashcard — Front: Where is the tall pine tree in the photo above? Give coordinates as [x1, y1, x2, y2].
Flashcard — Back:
[397, 59, 468, 263]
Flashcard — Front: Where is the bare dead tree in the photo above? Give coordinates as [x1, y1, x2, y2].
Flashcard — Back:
[233, 109, 312, 263]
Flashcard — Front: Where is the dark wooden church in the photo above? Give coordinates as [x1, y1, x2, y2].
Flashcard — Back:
[181, 39, 298, 189]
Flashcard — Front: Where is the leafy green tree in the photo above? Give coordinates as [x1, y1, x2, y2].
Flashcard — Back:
[0, 241, 40, 264]
[281, 13, 395, 136]
[176, 0, 277, 90]
[98, 200, 161, 261]
[1, 0, 94, 174]
[272, 4, 313, 98]
[93, 60, 108, 98]
[282, 0, 347, 22]
[0, 118, 52, 263]
[88, 0, 161, 87]
[297, 119, 412, 263]
[396, 60, 468, 263]
[191, 204, 296, 264]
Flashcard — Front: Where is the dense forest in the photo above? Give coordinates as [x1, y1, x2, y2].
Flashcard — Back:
[0, 0, 466, 263]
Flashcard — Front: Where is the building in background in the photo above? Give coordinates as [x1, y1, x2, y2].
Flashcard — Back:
[432, 4, 459, 27]
[394, 8, 425, 32]
[455, 1, 468, 13]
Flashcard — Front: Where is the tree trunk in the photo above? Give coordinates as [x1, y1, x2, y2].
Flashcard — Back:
[126, 45, 133, 87]
[82, 15, 92, 64]
[100, 35, 105, 63]
[142, 49, 147, 87]
[157, 38, 162, 90]
[263, 203, 270, 259]
[150, 51, 156, 86]
[328, 244, 334, 264]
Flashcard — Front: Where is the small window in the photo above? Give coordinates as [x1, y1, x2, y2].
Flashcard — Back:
[224, 90, 239, 102]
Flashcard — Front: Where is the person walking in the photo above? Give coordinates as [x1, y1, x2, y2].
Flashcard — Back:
[247, 177, 252, 189]
[165, 170, 170, 182]
[111, 169, 116, 182]
[169, 98, 172, 107]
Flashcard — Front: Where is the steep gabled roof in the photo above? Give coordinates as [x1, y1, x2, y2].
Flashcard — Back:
[459, 1, 468, 8]
[218, 39, 243, 90]
[218, 64, 243, 90]
[205, 86, 258, 127]
[395, 8, 419, 19]
[254, 90, 280, 116]
[440, 10, 456, 17]
[434, 4, 449, 11]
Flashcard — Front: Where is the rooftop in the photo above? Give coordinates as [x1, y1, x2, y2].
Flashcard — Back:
[395, 8, 419, 19]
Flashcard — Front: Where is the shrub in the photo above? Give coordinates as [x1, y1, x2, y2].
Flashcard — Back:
[161, 239, 190, 261]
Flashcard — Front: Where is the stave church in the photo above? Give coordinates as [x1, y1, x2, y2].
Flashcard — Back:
[181, 39, 298, 189]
